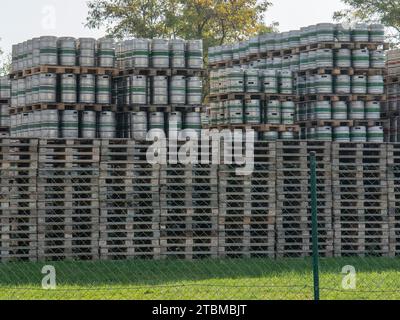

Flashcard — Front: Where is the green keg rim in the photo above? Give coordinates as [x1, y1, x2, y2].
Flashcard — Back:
[40, 48, 58, 54]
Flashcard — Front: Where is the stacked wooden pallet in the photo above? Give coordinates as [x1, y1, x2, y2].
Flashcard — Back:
[385, 73, 400, 142]
[37, 139, 100, 261]
[5, 137, 400, 262]
[99, 140, 160, 260]
[160, 143, 218, 259]
[388, 144, 400, 256]
[332, 142, 389, 257]
[276, 141, 333, 258]
[0, 138, 38, 262]
[218, 141, 276, 258]
[387, 50, 400, 76]
[0, 97, 10, 137]
[306, 141, 334, 256]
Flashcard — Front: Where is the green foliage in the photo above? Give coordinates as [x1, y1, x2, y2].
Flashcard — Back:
[0, 53, 11, 76]
[334, 0, 400, 44]
[86, 0, 171, 39]
[86, 0, 275, 53]
[0, 39, 11, 76]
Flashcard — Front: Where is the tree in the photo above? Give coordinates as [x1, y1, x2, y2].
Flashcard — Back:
[334, 0, 400, 44]
[0, 39, 11, 76]
[0, 53, 11, 76]
[86, 0, 172, 39]
[86, 0, 274, 51]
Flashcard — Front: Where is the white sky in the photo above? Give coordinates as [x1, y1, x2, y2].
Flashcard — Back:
[0, 0, 347, 55]
[265, 0, 347, 31]
[0, 0, 105, 55]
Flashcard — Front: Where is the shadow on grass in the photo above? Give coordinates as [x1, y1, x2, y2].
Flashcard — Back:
[0, 257, 399, 287]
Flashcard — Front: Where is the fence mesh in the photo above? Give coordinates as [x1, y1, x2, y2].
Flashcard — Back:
[1, 138, 400, 300]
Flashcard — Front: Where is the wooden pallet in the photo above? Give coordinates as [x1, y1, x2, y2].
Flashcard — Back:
[159, 237, 218, 260]
[298, 67, 355, 77]
[333, 218, 390, 257]
[11, 65, 119, 79]
[298, 41, 388, 53]
[386, 75, 400, 84]
[99, 137, 162, 260]
[298, 94, 387, 103]
[266, 47, 300, 58]
[120, 104, 202, 113]
[277, 218, 333, 249]
[209, 123, 300, 133]
[331, 142, 387, 168]
[8, 108, 17, 115]
[332, 141, 389, 256]
[23, 65, 81, 78]
[389, 212, 400, 257]
[208, 59, 241, 69]
[219, 163, 276, 226]
[275, 140, 334, 257]
[39, 138, 101, 147]
[208, 92, 296, 103]
[299, 67, 385, 76]
[208, 92, 267, 102]
[0, 126, 10, 133]
[100, 240, 161, 260]
[17, 103, 117, 113]
[37, 211, 99, 261]
[218, 218, 275, 258]
[99, 211, 161, 260]
[0, 98, 10, 104]
[386, 144, 400, 256]
[36, 138, 100, 262]
[80, 66, 119, 76]
[299, 119, 388, 129]
[118, 67, 205, 77]
[159, 173, 219, 260]
[0, 214, 38, 262]
[101, 140, 154, 162]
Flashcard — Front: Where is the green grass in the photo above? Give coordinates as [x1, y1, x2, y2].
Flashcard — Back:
[0, 257, 400, 300]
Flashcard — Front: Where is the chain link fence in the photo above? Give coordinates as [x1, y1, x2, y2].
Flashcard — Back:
[0, 138, 400, 300]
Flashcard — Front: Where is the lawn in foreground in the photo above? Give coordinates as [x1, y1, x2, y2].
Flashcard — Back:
[0, 258, 399, 300]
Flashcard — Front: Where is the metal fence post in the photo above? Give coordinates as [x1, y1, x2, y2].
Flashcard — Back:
[310, 151, 320, 301]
